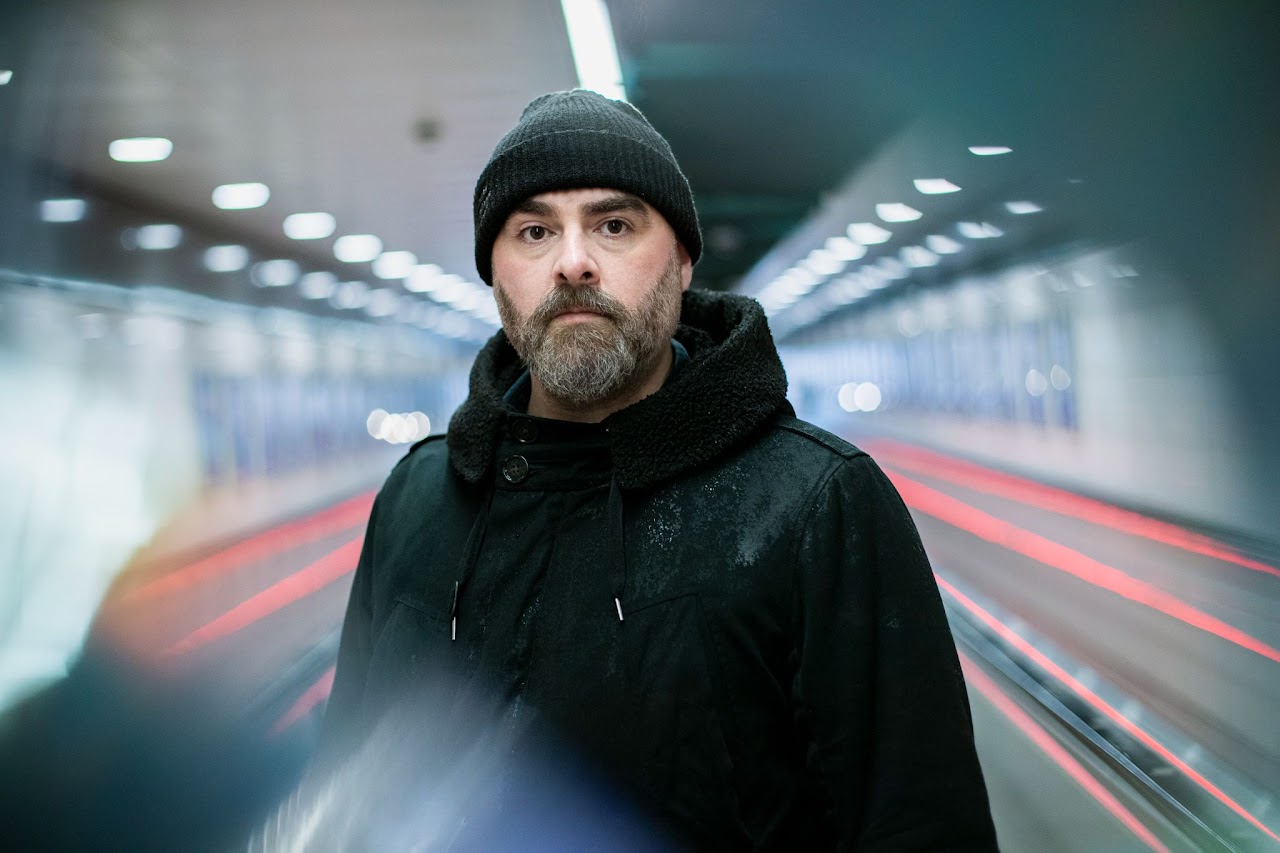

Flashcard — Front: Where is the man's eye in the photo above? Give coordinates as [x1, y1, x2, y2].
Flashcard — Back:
[602, 219, 629, 235]
[522, 225, 548, 241]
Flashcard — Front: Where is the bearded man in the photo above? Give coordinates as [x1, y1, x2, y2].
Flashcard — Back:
[317, 89, 997, 850]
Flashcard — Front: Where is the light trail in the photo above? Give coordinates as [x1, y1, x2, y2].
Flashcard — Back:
[942, 575, 1280, 843]
[122, 491, 374, 604]
[959, 652, 1170, 852]
[271, 666, 337, 736]
[164, 537, 361, 656]
[869, 438, 1279, 579]
[885, 468, 1280, 665]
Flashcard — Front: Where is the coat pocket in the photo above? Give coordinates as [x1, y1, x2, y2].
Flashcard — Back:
[559, 591, 743, 843]
[361, 596, 453, 718]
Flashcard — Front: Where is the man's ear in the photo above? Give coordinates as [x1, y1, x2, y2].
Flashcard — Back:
[676, 243, 693, 292]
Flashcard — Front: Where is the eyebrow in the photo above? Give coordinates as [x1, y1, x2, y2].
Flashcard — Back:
[582, 194, 651, 220]
[512, 198, 555, 218]
[510, 193, 652, 221]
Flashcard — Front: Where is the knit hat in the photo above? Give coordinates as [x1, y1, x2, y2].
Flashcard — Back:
[473, 89, 702, 285]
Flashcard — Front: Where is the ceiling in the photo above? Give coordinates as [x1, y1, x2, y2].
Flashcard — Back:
[1, 1, 1277, 353]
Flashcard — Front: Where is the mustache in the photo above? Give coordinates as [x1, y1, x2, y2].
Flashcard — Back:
[529, 286, 625, 327]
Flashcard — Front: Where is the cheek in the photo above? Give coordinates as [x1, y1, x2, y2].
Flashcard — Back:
[494, 281, 545, 329]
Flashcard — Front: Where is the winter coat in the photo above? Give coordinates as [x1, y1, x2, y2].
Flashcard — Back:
[319, 288, 997, 850]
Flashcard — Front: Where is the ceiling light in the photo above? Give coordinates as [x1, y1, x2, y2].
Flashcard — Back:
[862, 267, 890, 289]
[825, 236, 867, 261]
[830, 275, 868, 305]
[433, 274, 472, 305]
[876, 257, 909, 279]
[365, 289, 401, 317]
[136, 224, 182, 250]
[298, 271, 337, 300]
[913, 179, 961, 195]
[957, 221, 1004, 239]
[406, 263, 443, 293]
[560, 0, 627, 101]
[1005, 201, 1043, 215]
[333, 234, 382, 263]
[901, 246, 940, 268]
[0, 71, 12, 86]
[453, 290, 484, 313]
[876, 203, 922, 223]
[780, 267, 820, 293]
[767, 292, 800, 311]
[284, 212, 336, 240]
[331, 281, 369, 310]
[926, 234, 963, 254]
[40, 199, 86, 223]
[847, 222, 892, 244]
[204, 245, 249, 272]
[373, 250, 418, 280]
[211, 182, 270, 210]
[968, 145, 1012, 156]
[803, 248, 846, 277]
[108, 137, 173, 163]
[250, 259, 299, 287]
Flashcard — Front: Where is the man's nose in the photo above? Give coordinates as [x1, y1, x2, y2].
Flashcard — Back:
[552, 229, 599, 285]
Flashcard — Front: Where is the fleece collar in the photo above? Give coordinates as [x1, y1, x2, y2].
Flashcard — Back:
[445, 289, 790, 490]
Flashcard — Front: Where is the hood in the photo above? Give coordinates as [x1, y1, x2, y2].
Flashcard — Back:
[445, 289, 790, 490]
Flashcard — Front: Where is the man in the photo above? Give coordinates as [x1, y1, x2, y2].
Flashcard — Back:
[318, 89, 997, 850]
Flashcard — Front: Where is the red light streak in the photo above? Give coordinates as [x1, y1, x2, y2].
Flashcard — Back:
[869, 439, 1279, 580]
[943, 576, 1280, 843]
[164, 537, 362, 656]
[959, 652, 1170, 852]
[122, 491, 374, 604]
[886, 468, 1280, 665]
[270, 665, 336, 737]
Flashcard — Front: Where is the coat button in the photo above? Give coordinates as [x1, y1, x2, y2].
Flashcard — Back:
[510, 419, 538, 443]
[501, 455, 530, 483]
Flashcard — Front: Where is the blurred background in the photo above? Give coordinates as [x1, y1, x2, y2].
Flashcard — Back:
[0, 0, 1277, 849]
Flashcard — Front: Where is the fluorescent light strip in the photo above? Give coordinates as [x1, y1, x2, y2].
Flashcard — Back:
[284, 212, 336, 240]
[40, 199, 87, 223]
[825, 236, 867, 261]
[204, 245, 249, 272]
[373, 250, 418, 280]
[913, 178, 961, 195]
[875, 203, 922, 223]
[109, 137, 173, 163]
[1006, 201, 1043, 215]
[560, 0, 627, 101]
[969, 145, 1012, 156]
[926, 234, 963, 254]
[333, 234, 382, 263]
[957, 221, 1003, 239]
[212, 182, 270, 210]
[251, 259, 299, 288]
[847, 222, 892, 245]
[298, 272, 337, 300]
[136, 224, 182, 250]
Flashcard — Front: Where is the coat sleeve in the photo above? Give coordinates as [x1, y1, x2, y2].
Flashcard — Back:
[309, 491, 381, 777]
[791, 453, 997, 851]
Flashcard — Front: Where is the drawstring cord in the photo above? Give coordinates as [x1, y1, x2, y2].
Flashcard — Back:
[452, 476, 625, 634]
[608, 477, 627, 622]
[451, 486, 495, 641]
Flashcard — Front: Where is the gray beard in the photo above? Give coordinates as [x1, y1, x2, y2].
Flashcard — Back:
[495, 255, 682, 411]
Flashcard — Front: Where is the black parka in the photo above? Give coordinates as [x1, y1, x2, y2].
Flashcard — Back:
[319, 289, 997, 850]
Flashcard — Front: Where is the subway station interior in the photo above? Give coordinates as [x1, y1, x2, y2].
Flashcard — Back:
[1, 1, 1278, 850]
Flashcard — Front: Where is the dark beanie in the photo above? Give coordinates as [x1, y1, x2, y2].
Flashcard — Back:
[473, 89, 702, 285]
